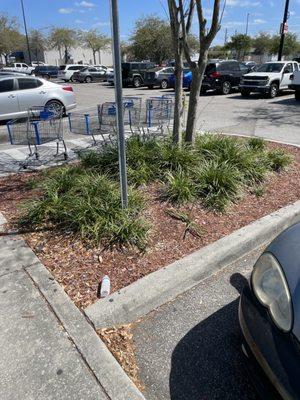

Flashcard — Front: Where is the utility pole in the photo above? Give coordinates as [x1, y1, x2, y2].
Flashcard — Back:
[278, 0, 290, 61]
[109, 0, 128, 208]
[245, 13, 250, 36]
[20, 0, 32, 65]
[224, 28, 228, 44]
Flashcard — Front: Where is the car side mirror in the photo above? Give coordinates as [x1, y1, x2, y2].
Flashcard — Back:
[284, 68, 290, 74]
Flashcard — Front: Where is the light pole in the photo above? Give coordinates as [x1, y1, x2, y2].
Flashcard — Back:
[20, 0, 32, 65]
[278, 0, 290, 61]
[245, 13, 250, 36]
[109, 0, 128, 208]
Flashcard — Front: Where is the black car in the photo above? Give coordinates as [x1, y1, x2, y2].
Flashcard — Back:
[201, 60, 251, 95]
[33, 65, 59, 80]
[121, 62, 156, 88]
[239, 222, 300, 399]
[143, 67, 174, 89]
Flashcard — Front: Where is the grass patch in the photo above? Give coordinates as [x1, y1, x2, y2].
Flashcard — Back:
[267, 148, 294, 172]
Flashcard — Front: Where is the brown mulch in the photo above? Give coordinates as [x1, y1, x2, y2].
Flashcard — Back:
[98, 324, 144, 391]
[1, 142, 300, 310]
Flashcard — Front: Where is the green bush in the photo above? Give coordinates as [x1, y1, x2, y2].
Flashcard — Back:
[161, 169, 196, 204]
[247, 137, 266, 151]
[195, 160, 242, 211]
[267, 148, 293, 172]
[20, 167, 149, 250]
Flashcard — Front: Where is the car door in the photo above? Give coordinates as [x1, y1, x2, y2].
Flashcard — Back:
[89, 67, 101, 81]
[16, 78, 46, 112]
[281, 63, 293, 88]
[0, 78, 19, 120]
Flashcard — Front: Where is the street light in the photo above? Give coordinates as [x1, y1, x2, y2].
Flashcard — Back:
[20, 0, 32, 65]
[109, 0, 128, 208]
[278, 0, 290, 61]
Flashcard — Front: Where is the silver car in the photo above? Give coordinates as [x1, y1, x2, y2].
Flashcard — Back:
[0, 76, 76, 121]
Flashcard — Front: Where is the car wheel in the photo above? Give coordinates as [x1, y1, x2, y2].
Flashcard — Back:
[43, 74, 50, 80]
[295, 90, 300, 101]
[268, 83, 278, 98]
[85, 76, 92, 83]
[221, 81, 231, 95]
[45, 100, 64, 117]
[200, 87, 207, 95]
[160, 80, 168, 90]
[133, 77, 142, 88]
[70, 75, 76, 82]
[240, 89, 251, 97]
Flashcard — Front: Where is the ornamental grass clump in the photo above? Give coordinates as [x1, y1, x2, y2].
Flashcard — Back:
[19, 167, 149, 250]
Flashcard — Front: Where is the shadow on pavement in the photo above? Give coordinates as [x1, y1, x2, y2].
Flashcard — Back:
[169, 273, 258, 400]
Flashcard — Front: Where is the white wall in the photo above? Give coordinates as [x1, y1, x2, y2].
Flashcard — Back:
[44, 46, 113, 67]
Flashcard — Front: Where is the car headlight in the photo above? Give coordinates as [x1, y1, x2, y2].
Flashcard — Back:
[252, 252, 292, 332]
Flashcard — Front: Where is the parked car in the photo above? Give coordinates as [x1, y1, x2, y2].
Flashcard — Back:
[0, 71, 26, 77]
[168, 60, 250, 95]
[2, 62, 34, 75]
[289, 70, 300, 100]
[31, 61, 47, 67]
[58, 64, 88, 82]
[143, 67, 174, 89]
[240, 222, 300, 399]
[168, 69, 192, 89]
[33, 65, 59, 80]
[242, 61, 258, 72]
[72, 66, 107, 83]
[0, 76, 76, 121]
[239, 61, 299, 98]
[108, 62, 156, 88]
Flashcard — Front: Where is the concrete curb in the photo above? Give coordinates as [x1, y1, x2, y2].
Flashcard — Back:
[0, 213, 146, 400]
[85, 200, 300, 329]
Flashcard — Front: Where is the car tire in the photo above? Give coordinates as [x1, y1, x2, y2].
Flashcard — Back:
[148, 85, 154, 89]
[45, 100, 64, 117]
[240, 89, 251, 97]
[268, 83, 278, 98]
[70, 75, 76, 83]
[85, 76, 92, 83]
[160, 80, 168, 90]
[133, 77, 142, 88]
[43, 74, 50, 80]
[295, 90, 300, 101]
[220, 81, 231, 95]
[200, 87, 207, 95]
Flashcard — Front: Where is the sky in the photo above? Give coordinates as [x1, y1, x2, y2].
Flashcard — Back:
[1, 0, 300, 46]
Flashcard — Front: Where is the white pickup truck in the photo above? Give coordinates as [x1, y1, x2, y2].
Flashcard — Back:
[2, 62, 35, 75]
[240, 61, 299, 98]
[289, 70, 300, 100]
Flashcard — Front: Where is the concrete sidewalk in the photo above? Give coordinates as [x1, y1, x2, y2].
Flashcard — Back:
[0, 217, 145, 400]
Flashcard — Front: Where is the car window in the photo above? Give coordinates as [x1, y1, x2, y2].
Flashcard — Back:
[0, 79, 14, 93]
[239, 63, 249, 72]
[16, 64, 22, 68]
[88, 68, 97, 72]
[257, 63, 284, 72]
[294, 63, 299, 71]
[284, 63, 293, 73]
[36, 80, 43, 87]
[22, 64, 28, 68]
[131, 63, 140, 70]
[59, 65, 66, 70]
[17, 78, 38, 90]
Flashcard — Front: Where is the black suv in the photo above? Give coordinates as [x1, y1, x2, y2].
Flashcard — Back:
[122, 62, 156, 87]
[202, 60, 250, 95]
[33, 65, 59, 80]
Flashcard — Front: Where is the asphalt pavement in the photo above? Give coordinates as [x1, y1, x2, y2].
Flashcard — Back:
[133, 247, 264, 400]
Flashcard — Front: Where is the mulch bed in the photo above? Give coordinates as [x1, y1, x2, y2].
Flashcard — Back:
[1, 141, 300, 310]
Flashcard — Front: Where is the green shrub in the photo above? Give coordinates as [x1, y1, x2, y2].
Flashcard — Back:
[267, 148, 293, 172]
[161, 169, 196, 204]
[20, 169, 149, 250]
[159, 141, 199, 173]
[195, 160, 242, 211]
[79, 144, 119, 177]
[247, 137, 266, 151]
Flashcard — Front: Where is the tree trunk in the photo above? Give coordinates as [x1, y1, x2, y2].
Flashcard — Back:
[93, 50, 96, 65]
[173, 54, 183, 144]
[185, 59, 207, 143]
[4, 54, 8, 66]
[98, 51, 102, 64]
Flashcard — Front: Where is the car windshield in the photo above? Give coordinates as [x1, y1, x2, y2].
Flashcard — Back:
[81, 67, 89, 72]
[59, 65, 66, 70]
[257, 63, 284, 72]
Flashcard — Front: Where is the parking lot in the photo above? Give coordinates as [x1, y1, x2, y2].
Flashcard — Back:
[70, 81, 300, 146]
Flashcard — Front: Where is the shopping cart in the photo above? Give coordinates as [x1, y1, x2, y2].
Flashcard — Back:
[142, 97, 174, 136]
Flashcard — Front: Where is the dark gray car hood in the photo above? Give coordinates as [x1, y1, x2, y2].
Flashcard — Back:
[266, 223, 300, 341]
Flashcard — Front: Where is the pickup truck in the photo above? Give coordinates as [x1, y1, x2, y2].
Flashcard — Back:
[2, 62, 35, 75]
[289, 70, 300, 100]
[239, 61, 299, 98]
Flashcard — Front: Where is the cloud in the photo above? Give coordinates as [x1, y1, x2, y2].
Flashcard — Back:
[253, 19, 266, 24]
[75, 1, 96, 7]
[92, 21, 110, 28]
[75, 19, 84, 24]
[227, 0, 261, 6]
[290, 11, 296, 16]
[58, 8, 73, 14]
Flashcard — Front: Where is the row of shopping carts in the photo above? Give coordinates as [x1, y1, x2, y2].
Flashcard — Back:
[6, 94, 180, 167]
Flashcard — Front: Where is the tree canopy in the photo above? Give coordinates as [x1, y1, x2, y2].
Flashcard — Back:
[49, 28, 77, 63]
[225, 34, 252, 60]
[0, 15, 24, 64]
[80, 29, 110, 64]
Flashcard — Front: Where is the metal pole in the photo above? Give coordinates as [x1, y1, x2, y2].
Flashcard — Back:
[245, 13, 250, 36]
[20, 0, 32, 65]
[278, 0, 290, 61]
[109, 0, 128, 208]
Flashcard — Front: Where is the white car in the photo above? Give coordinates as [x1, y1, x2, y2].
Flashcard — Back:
[240, 61, 299, 98]
[2, 62, 35, 75]
[0, 76, 76, 121]
[289, 70, 300, 100]
[58, 64, 88, 82]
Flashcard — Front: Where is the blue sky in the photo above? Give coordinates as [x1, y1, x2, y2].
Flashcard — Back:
[1, 0, 300, 45]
